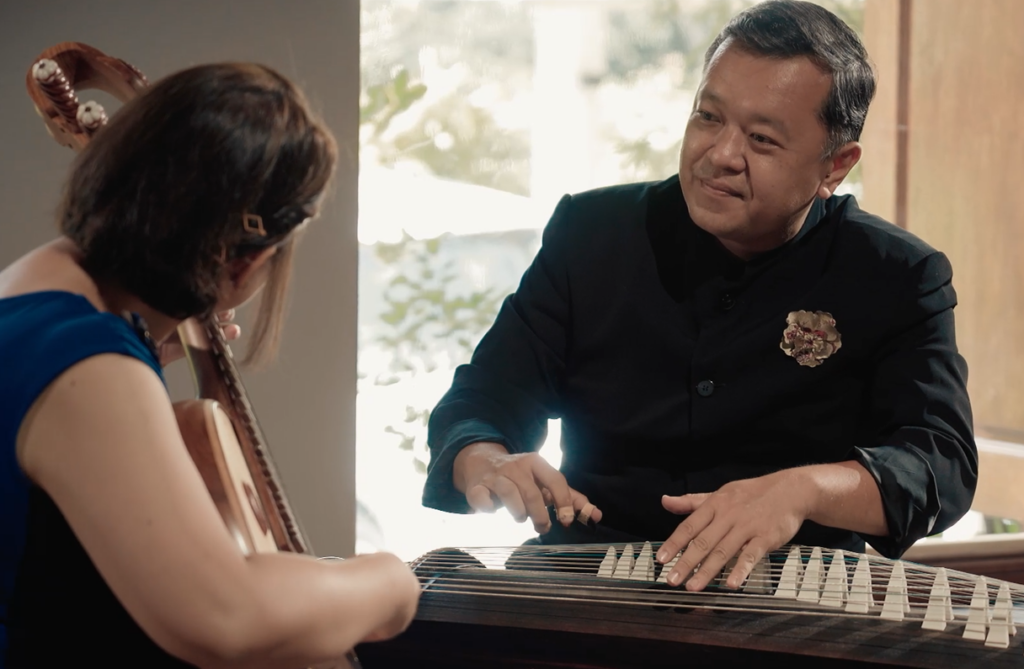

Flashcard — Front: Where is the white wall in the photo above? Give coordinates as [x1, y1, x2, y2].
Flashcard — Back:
[0, 0, 360, 556]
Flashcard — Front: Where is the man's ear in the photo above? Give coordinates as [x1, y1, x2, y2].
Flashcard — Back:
[228, 246, 277, 289]
[817, 141, 862, 199]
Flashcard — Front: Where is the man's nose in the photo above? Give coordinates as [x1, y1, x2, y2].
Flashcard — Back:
[706, 126, 746, 173]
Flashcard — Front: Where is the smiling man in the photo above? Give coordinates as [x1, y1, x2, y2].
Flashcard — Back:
[422, 0, 976, 591]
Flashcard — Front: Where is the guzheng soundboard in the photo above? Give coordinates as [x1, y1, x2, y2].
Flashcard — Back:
[356, 542, 1024, 668]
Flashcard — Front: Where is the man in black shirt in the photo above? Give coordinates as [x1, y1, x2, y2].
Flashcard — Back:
[421, 0, 976, 592]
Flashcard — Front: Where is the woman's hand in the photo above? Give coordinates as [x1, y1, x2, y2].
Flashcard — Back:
[158, 310, 240, 367]
[354, 552, 423, 643]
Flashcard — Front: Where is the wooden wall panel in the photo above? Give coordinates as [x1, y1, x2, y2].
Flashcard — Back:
[859, 0, 901, 225]
[903, 0, 1024, 441]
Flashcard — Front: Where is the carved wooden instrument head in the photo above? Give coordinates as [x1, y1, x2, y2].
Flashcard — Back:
[27, 41, 148, 151]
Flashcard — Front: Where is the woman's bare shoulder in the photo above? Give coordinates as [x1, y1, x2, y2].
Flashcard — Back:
[0, 237, 102, 305]
[16, 351, 170, 478]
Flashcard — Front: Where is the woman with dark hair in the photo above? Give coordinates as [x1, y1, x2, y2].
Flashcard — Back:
[0, 62, 420, 668]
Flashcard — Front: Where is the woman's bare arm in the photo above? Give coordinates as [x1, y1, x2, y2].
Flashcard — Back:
[17, 353, 420, 669]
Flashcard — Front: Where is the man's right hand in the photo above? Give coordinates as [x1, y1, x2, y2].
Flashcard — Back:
[452, 441, 602, 534]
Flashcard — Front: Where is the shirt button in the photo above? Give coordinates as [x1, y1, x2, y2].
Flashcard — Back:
[696, 379, 715, 397]
[719, 292, 736, 311]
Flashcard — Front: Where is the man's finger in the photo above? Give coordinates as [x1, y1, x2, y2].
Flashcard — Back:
[501, 469, 550, 533]
[524, 486, 553, 533]
[683, 528, 744, 592]
[531, 460, 575, 526]
[662, 493, 710, 515]
[490, 476, 528, 523]
[465, 484, 498, 513]
[571, 489, 602, 524]
[726, 539, 771, 590]
[662, 513, 726, 589]
[658, 502, 715, 567]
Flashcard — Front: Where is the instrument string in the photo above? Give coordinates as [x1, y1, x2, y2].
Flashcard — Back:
[415, 560, 993, 597]
[413, 573, 988, 611]
[414, 581, 955, 622]
[409, 542, 1024, 614]
[425, 541, 1022, 582]
[414, 573, 981, 601]
[404, 542, 1024, 662]
[412, 580, 1016, 662]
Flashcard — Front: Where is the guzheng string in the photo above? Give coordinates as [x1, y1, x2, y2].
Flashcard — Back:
[409, 542, 1024, 626]
[403, 543, 1024, 663]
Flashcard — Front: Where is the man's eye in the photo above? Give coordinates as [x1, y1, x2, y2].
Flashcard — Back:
[696, 110, 715, 122]
[751, 133, 773, 144]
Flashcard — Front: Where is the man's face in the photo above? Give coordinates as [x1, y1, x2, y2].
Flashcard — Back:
[679, 40, 844, 259]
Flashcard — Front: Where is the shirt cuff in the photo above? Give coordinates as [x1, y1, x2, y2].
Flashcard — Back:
[850, 444, 934, 558]
[422, 419, 513, 514]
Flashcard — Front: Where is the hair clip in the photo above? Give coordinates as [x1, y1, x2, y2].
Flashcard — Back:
[242, 212, 267, 237]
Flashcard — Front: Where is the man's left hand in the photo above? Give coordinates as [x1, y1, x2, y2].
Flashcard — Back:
[656, 469, 814, 591]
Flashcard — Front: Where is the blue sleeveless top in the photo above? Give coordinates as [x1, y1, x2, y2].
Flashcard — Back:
[0, 291, 165, 666]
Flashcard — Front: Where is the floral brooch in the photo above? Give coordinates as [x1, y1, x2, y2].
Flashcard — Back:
[780, 310, 842, 368]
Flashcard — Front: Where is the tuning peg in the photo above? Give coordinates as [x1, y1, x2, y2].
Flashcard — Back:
[77, 100, 108, 132]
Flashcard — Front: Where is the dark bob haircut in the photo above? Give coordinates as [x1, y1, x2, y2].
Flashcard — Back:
[59, 62, 337, 363]
[704, 0, 876, 157]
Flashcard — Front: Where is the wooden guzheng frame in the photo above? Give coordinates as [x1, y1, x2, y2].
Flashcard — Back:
[356, 541, 1024, 668]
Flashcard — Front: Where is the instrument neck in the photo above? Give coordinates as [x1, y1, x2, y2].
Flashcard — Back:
[178, 316, 312, 553]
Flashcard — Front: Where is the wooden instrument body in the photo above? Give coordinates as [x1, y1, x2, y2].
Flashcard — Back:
[175, 318, 307, 556]
[174, 323, 358, 669]
[175, 323, 358, 669]
[356, 543, 1024, 669]
[174, 399, 278, 555]
[358, 609, 1008, 669]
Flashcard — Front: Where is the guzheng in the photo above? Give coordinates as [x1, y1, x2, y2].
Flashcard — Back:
[356, 541, 1024, 668]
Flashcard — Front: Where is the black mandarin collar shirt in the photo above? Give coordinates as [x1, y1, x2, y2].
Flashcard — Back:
[423, 175, 976, 557]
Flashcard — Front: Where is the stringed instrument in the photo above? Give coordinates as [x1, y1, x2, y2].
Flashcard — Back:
[25, 42, 360, 669]
[356, 539, 1024, 668]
